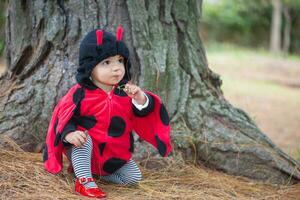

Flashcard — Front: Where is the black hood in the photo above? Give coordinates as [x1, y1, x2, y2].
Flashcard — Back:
[76, 28, 132, 90]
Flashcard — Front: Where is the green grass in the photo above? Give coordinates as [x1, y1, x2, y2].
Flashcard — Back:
[206, 42, 300, 103]
[206, 42, 300, 62]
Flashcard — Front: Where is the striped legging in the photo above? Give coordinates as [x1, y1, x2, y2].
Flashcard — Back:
[66, 134, 142, 188]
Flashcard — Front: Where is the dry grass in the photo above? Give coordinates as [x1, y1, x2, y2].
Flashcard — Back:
[0, 136, 299, 200]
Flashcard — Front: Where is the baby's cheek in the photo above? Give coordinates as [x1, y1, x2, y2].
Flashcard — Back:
[120, 69, 126, 79]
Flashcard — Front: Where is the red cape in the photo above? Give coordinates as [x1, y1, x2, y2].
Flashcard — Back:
[43, 84, 172, 175]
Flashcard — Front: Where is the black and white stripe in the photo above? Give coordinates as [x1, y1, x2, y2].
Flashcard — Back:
[100, 159, 142, 185]
[68, 134, 97, 188]
[66, 134, 142, 188]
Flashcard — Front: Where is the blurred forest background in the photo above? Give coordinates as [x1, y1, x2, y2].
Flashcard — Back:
[0, 0, 299, 160]
[200, 0, 300, 160]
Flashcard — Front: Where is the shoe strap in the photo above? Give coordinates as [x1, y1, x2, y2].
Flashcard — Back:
[76, 177, 96, 184]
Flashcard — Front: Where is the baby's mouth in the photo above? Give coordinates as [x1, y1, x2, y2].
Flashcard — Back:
[113, 73, 123, 78]
[112, 75, 122, 82]
[112, 75, 120, 79]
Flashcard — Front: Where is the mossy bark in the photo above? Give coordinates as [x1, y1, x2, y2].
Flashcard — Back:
[0, 0, 299, 184]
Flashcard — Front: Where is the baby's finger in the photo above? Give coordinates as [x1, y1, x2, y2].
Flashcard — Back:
[75, 130, 87, 140]
[132, 87, 139, 94]
[84, 130, 88, 137]
[124, 83, 130, 90]
[124, 86, 132, 95]
[78, 134, 87, 145]
[74, 135, 85, 147]
[73, 139, 81, 148]
[81, 131, 87, 141]
[125, 86, 132, 93]
[130, 86, 138, 94]
[123, 87, 129, 93]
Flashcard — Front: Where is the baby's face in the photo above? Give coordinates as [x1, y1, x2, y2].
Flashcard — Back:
[91, 55, 125, 86]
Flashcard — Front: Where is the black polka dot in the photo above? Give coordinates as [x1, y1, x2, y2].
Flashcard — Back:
[77, 115, 97, 129]
[160, 104, 170, 126]
[54, 118, 58, 134]
[108, 116, 126, 137]
[43, 144, 48, 162]
[129, 132, 134, 153]
[73, 88, 84, 116]
[54, 133, 61, 147]
[73, 88, 85, 105]
[98, 142, 106, 156]
[103, 158, 127, 174]
[113, 87, 128, 97]
[155, 135, 167, 157]
[73, 104, 81, 116]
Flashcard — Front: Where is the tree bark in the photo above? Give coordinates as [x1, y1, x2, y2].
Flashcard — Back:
[270, 0, 282, 54]
[0, 0, 299, 184]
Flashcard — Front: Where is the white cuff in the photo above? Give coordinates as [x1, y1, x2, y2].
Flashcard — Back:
[132, 92, 149, 111]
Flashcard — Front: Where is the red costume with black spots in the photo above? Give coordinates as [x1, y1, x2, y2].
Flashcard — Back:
[43, 26, 172, 176]
[44, 83, 171, 175]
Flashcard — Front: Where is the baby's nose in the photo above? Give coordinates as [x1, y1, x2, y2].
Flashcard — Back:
[112, 66, 120, 71]
[112, 63, 123, 71]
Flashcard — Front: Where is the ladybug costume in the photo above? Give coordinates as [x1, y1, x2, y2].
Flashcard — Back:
[43, 26, 172, 176]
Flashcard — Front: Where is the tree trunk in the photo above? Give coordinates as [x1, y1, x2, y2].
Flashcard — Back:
[283, 6, 291, 54]
[1, 0, 299, 184]
[270, 0, 282, 54]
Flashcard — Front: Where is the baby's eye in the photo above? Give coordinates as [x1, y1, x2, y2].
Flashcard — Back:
[103, 60, 110, 65]
[118, 58, 124, 63]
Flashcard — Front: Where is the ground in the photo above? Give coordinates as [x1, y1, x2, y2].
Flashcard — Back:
[207, 45, 300, 159]
[0, 145, 299, 200]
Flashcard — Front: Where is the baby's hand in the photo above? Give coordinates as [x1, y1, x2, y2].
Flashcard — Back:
[65, 130, 88, 148]
[123, 83, 146, 105]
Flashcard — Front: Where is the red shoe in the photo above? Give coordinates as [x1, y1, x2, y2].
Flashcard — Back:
[75, 177, 106, 199]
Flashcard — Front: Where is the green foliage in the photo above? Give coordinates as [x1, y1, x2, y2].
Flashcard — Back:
[204, 1, 269, 31]
[284, 0, 300, 7]
[201, 0, 300, 53]
[202, 0, 271, 47]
